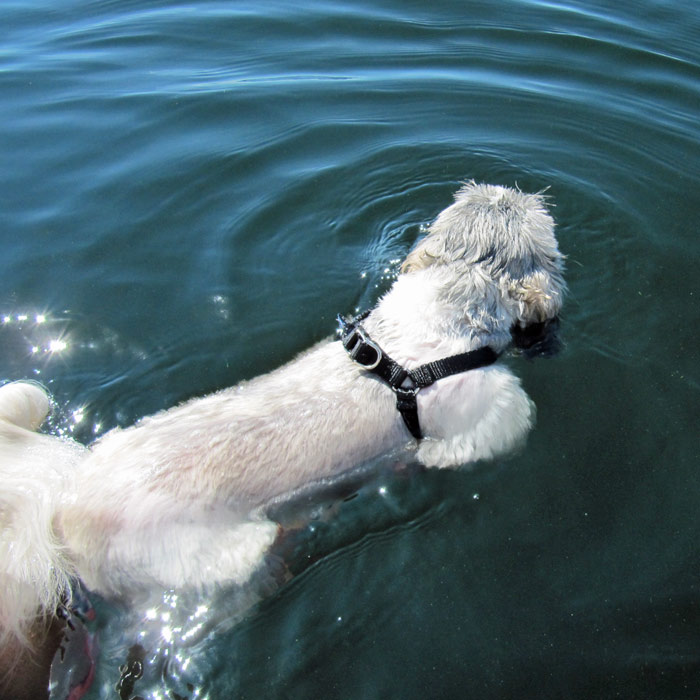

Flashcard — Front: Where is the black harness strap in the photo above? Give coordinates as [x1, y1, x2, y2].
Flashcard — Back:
[337, 312, 499, 440]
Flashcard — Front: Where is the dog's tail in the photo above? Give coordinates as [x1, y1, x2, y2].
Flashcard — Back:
[0, 382, 85, 646]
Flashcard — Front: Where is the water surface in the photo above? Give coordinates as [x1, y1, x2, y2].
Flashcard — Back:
[2, 0, 700, 698]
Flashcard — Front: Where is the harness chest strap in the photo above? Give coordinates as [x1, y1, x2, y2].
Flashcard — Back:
[337, 312, 500, 440]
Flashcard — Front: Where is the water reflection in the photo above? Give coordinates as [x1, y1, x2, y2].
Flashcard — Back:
[2, 311, 71, 360]
[0, 308, 150, 440]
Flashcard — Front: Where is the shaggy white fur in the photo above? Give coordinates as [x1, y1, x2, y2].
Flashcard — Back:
[0, 182, 565, 650]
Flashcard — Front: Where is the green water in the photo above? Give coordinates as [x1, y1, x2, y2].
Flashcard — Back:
[1, 0, 699, 698]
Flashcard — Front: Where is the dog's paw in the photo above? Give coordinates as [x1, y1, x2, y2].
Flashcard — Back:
[0, 381, 50, 431]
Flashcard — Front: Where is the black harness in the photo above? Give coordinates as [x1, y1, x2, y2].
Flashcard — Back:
[337, 311, 500, 440]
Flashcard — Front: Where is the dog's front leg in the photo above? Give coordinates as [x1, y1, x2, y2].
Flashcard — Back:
[414, 366, 535, 469]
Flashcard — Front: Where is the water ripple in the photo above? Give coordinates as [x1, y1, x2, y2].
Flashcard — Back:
[3, 1, 700, 697]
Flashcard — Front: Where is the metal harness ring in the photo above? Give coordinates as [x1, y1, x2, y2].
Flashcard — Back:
[343, 326, 383, 370]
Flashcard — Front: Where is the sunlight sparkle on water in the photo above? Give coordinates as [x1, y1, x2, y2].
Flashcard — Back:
[48, 338, 68, 352]
[1, 310, 71, 355]
[176, 653, 191, 672]
[180, 622, 203, 642]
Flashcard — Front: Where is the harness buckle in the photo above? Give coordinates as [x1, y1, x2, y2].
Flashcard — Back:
[341, 324, 383, 370]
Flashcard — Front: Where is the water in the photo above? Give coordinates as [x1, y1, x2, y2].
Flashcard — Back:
[2, 0, 700, 697]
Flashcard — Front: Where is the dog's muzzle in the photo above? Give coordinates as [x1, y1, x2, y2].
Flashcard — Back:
[511, 317, 561, 358]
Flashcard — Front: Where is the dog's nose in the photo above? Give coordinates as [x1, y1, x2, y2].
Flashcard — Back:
[511, 317, 561, 358]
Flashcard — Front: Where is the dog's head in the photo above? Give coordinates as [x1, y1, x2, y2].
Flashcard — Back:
[401, 182, 565, 338]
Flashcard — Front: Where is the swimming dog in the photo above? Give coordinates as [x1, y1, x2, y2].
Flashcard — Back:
[0, 182, 565, 686]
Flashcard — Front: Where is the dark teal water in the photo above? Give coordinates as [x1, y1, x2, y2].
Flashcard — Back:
[2, 0, 700, 698]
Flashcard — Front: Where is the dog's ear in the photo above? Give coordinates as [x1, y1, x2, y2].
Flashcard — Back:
[508, 269, 564, 325]
[400, 238, 438, 274]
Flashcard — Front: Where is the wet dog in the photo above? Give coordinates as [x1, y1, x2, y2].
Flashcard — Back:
[0, 182, 565, 689]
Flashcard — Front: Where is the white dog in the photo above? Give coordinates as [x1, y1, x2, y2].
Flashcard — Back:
[0, 182, 565, 681]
